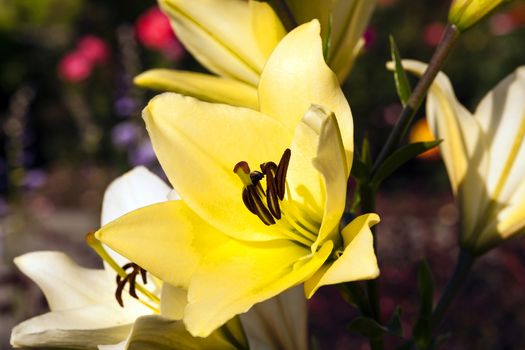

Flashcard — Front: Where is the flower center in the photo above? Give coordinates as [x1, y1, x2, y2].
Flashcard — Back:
[233, 149, 291, 226]
[86, 232, 160, 313]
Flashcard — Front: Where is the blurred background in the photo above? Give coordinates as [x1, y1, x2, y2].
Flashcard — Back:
[1, 0, 525, 349]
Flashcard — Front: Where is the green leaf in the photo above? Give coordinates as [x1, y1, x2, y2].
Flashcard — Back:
[323, 14, 333, 61]
[387, 306, 404, 338]
[371, 140, 442, 188]
[361, 136, 373, 168]
[349, 317, 389, 339]
[127, 315, 248, 350]
[389, 35, 412, 106]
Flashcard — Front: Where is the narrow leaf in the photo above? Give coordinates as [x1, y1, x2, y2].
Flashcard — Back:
[349, 317, 388, 339]
[387, 306, 404, 338]
[371, 140, 442, 187]
[389, 35, 412, 106]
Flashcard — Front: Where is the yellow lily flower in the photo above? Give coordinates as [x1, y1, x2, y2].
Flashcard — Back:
[11, 168, 310, 350]
[135, 0, 376, 108]
[401, 60, 525, 254]
[449, 0, 511, 31]
[97, 21, 379, 337]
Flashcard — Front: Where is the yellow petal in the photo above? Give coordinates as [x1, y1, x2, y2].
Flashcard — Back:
[144, 93, 292, 241]
[135, 69, 258, 109]
[396, 60, 489, 242]
[183, 240, 333, 337]
[304, 214, 379, 298]
[96, 200, 229, 289]
[249, 0, 286, 58]
[288, 106, 349, 249]
[258, 20, 354, 170]
[160, 0, 265, 85]
[329, 0, 377, 82]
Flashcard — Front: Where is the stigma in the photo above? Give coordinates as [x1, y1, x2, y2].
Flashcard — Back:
[234, 149, 291, 225]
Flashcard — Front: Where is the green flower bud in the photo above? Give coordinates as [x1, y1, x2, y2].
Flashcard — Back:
[449, 0, 512, 31]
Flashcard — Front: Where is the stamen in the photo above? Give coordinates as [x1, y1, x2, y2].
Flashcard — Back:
[86, 232, 160, 306]
[233, 149, 291, 225]
[264, 165, 281, 219]
[248, 185, 276, 225]
[242, 187, 257, 214]
[233, 161, 252, 186]
[276, 149, 291, 200]
[114, 262, 149, 307]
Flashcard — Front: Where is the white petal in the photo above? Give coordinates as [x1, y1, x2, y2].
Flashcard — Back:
[240, 285, 307, 350]
[14, 251, 119, 311]
[474, 66, 525, 205]
[101, 166, 171, 225]
[396, 60, 489, 241]
[11, 305, 132, 349]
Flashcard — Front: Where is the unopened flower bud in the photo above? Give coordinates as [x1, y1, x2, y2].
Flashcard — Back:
[449, 0, 512, 31]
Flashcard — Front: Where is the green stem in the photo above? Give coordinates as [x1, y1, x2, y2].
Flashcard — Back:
[430, 249, 475, 329]
[371, 24, 460, 174]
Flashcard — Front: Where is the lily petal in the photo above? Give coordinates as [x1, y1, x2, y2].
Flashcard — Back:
[258, 20, 354, 170]
[125, 315, 247, 350]
[14, 251, 123, 311]
[304, 214, 379, 298]
[311, 107, 349, 248]
[329, 0, 377, 82]
[96, 200, 228, 289]
[11, 252, 148, 348]
[11, 305, 132, 349]
[99, 339, 127, 350]
[134, 69, 258, 109]
[398, 60, 489, 241]
[184, 240, 333, 337]
[249, 0, 286, 59]
[101, 166, 171, 226]
[159, 0, 265, 85]
[101, 166, 172, 271]
[143, 93, 292, 241]
[474, 67, 525, 205]
[161, 283, 188, 320]
[240, 285, 307, 350]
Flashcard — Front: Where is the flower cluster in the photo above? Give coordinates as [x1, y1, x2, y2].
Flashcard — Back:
[11, 0, 525, 349]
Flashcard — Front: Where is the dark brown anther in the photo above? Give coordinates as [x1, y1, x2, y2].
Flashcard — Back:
[233, 161, 250, 174]
[260, 161, 277, 174]
[275, 149, 291, 200]
[248, 185, 276, 225]
[242, 187, 257, 214]
[114, 262, 149, 307]
[140, 268, 148, 284]
[115, 275, 130, 307]
[250, 171, 264, 184]
[264, 166, 281, 219]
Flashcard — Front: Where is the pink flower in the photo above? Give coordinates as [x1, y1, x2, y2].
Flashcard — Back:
[76, 35, 110, 65]
[135, 6, 175, 50]
[58, 52, 92, 83]
[423, 22, 446, 47]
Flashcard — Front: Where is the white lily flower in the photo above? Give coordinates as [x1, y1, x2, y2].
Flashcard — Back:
[400, 60, 525, 254]
[11, 167, 171, 349]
